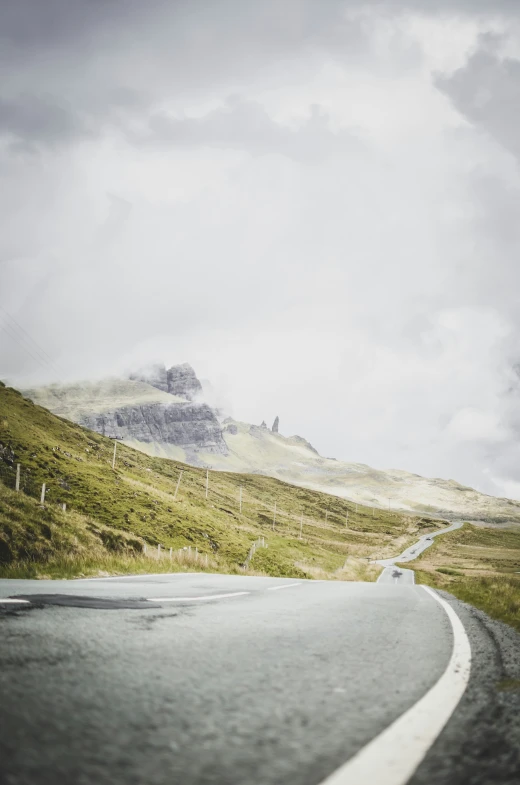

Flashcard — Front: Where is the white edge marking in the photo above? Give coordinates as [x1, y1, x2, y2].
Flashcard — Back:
[0, 599, 31, 604]
[317, 586, 471, 785]
[148, 591, 249, 602]
[267, 582, 301, 591]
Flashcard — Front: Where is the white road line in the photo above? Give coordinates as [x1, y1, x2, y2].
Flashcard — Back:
[0, 599, 30, 604]
[317, 586, 471, 785]
[267, 582, 301, 591]
[148, 591, 249, 602]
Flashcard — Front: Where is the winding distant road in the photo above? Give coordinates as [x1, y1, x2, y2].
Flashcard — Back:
[376, 520, 464, 585]
[1, 529, 519, 785]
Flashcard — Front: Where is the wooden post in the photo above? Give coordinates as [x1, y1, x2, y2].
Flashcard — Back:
[205, 469, 209, 499]
[40, 483, 46, 506]
[174, 470, 183, 500]
[272, 502, 277, 531]
[143, 543, 147, 555]
[112, 440, 117, 470]
[346, 511, 348, 528]
[158, 544, 161, 556]
[15, 463, 20, 492]
[169, 547, 172, 560]
[62, 503, 66, 512]
[325, 510, 329, 522]
[299, 514, 303, 540]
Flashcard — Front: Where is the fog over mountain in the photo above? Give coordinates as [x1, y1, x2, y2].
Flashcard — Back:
[2, 1, 520, 499]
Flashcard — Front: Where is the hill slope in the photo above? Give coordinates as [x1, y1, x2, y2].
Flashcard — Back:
[0, 383, 437, 579]
[24, 372, 520, 525]
[406, 523, 520, 631]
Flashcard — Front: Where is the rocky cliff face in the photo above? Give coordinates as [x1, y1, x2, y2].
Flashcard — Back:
[25, 371, 227, 459]
[78, 400, 227, 456]
[130, 363, 203, 401]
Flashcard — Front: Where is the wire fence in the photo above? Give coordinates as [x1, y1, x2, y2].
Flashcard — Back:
[244, 537, 267, 567]
[0, 444, 417, 570]
[0, 459, 272, 567]
[0, 460, 73, 510]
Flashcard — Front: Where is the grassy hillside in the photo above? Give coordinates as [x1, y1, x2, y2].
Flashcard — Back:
[26, 380, 520, 523]
[24, 378, 184, 419]
[0, 382, 442, 580]
[406, 524, 520, 631]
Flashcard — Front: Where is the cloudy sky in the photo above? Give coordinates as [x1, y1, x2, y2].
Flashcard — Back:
[2, 1, 520, 497]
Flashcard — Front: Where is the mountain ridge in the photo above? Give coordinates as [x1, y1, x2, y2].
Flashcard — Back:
[21, 364, 520, 525]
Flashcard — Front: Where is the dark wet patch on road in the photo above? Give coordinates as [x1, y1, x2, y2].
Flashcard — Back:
[8, 594, 155, 610]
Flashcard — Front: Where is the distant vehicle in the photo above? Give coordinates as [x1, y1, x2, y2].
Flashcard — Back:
[426, 536, 433, 541]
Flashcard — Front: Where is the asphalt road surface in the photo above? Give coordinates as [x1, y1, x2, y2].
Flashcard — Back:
[1, 570, 520, 785]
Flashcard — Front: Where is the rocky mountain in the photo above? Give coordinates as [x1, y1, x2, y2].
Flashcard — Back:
[129, 363, 203, 401]
[24, 367, 227, 461]
[22, 364, 520, 524]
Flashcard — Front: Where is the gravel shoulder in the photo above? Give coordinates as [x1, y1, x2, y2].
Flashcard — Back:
[410, 590, 520, 785]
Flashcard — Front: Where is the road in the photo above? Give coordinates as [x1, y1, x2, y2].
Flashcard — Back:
[376, 520, 464, 585]
[1, 569, 520, 784]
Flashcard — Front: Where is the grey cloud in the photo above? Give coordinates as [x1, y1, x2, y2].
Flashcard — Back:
[436, 40, 520, 161]
[138, 96, 363, 161]
[2, 0, 514, 151]
[0, 1, 369, 149]
[4, 0, 520, 501]
[0, 94, 90, 148]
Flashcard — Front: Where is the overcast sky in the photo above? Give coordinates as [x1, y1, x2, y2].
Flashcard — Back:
[2, 1, 520, 497]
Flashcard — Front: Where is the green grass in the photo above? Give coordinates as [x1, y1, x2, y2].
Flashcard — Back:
[404, 522, 520, 631]
[415, 569, 520, 632]
[0, 382, 443, 580]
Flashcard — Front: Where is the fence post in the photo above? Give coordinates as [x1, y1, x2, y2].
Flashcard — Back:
[299, 514, 303, 539]
[205, 469, 209, 499]
[345, 511, 348, 528]
[15, 464, 20, 492]
[158, 544, 161, 556]
[40, 483, 46, 506]
[112, 440, 117, 470]
[174, 471, 183, 500]
[272, 502, 276, 531]
[169, 547, 172, 561]
[143, 543, 147, 555]
[206, 554, 209, 567]
[62, 503, 66, 512]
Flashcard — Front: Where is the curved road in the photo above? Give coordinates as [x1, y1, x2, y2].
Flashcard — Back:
[1, 556, 519, 784]
[376, 520, 464, 585]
